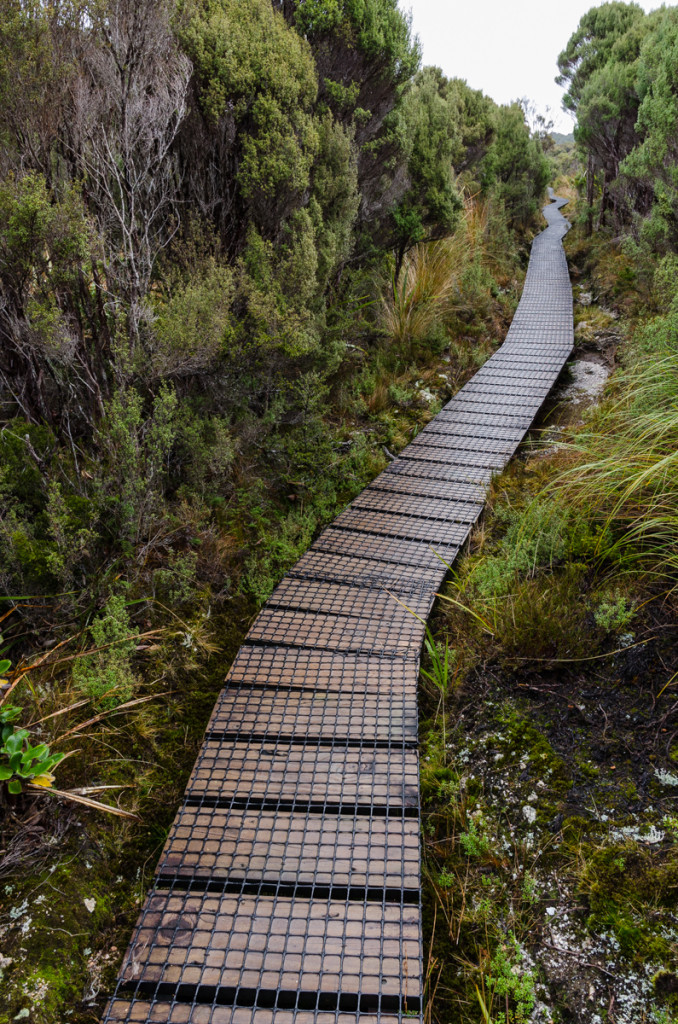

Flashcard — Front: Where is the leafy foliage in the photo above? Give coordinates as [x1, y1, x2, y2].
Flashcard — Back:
[1, 696, 65, 796]
[72, 594, 137, 709]
[177, 0, 319, 235]
[557, 2, 646, 114]
[558, 2, 678, 243]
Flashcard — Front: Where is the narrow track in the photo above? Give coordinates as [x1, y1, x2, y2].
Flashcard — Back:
[103, 192, 573, 1024]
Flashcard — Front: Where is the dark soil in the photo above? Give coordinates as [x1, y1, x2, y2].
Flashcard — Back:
[422, 619, 678, 1023]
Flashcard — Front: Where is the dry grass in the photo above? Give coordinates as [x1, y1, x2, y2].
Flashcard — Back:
[381, 191, 491, 349]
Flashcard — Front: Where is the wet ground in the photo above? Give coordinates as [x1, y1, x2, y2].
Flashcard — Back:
[439, 638, 678, 1023]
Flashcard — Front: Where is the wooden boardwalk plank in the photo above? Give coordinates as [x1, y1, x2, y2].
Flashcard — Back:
[266, 578, 432, 621]
[366, 474, 487, 503]
[115, 894, 421, 1010]
[245, 607, 424, 658]
[329, 508, 471, 545]
[385, 460, 494, 485]
[207, 686, 418, 745]
[419, 423, 526, 442]
[312, 526, 462, 568]
[155, 808, 420, 890]
[183, 742, 419, 809]
[223, 647, 419, 698]
[349, 489, 483, 524]
[405, 437, 519, 458]
[106, 1006, 405, 1023]
[286, 550, 445, 595]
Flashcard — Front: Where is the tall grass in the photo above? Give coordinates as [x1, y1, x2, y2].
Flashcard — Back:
[554, 321, 678, 588]
[381, 191, 491, 348]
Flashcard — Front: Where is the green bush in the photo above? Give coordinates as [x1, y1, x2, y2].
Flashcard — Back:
[97, 385, 178, 546]
[594, 591, 636, 632]
[469, 498, 570, 600]
[459, 815, 491, 858]
[153, 550, 199, 605]
[150, 261, 236, 377]
[483, 935, 536, 1023]
[72, 594, 137, 709]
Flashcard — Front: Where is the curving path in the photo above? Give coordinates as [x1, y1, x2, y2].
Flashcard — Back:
[103, 192, 573, 1024]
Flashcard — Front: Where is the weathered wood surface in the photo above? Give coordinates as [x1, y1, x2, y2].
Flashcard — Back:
[103, 192, 573, 1024]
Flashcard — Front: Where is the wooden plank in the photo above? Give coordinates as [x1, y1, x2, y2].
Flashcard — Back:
[155, 807, 420, 890]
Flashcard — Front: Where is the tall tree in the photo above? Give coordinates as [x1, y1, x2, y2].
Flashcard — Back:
[557, 1, 647, 230]
[391, 66, 464, 279]
[621, 6, 678, 249]
[176, 0, 320, 250]
[556, 1, 645, 114]
[481, 104, 551, 228]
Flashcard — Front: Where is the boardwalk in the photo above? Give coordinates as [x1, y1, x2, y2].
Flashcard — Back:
[103, 192, 573, 1024]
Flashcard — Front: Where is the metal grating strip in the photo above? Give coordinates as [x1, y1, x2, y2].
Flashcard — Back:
[245, 606, 425, 658]
[155, 807, 421, 892]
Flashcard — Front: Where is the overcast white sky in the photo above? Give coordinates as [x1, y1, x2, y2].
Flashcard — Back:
[403, 0, 664, 132]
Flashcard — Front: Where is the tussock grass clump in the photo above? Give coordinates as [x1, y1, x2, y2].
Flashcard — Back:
[381, 192, 495, 350]
[449, 483, 601, 658]
[555, 320, 678, 589]
[383, 236, 469, 346]
[466, 498, 570, 600]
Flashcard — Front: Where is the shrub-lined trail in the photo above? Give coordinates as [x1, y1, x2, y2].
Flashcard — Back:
[102, 192, 573, 1024]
